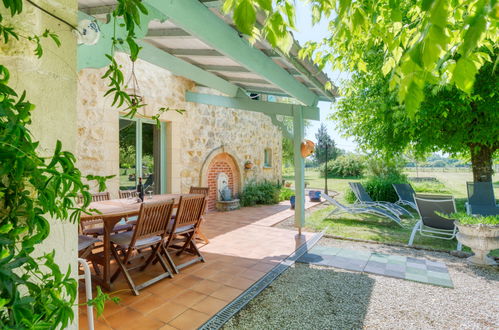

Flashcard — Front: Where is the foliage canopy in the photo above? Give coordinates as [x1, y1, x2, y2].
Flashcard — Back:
[225, 0, 498, 114]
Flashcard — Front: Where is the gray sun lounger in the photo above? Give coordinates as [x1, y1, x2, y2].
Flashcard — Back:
[392, 183, 417, 211]
[409, 194, 462, 250]
[322, 193, 402, 226]
[466, 181, 499, 216]
[349, 182, 413, 218]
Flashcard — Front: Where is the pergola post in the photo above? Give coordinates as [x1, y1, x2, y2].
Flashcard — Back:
[292, 106, 305, 235]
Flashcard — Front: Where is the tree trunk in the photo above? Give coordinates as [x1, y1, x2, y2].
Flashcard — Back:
[469, 144, 495, 182]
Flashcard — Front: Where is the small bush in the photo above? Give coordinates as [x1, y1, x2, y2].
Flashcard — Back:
[239, 180, 281, 206]
[345, 169, 408, 204]
[362, 173, 407, 202]
[445, 212, 499, 225]
[412, 181, 451, 194]
[279, 187, 294, 201]
[320, 155, 365, 178]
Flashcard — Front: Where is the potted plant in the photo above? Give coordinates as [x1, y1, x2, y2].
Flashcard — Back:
[244, 160, 253, 169]
[309, 190, 321, 202]
[450, 213, 499, 266]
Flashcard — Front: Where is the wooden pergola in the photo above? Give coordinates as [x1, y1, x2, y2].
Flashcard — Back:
[78, 0, 337, 234]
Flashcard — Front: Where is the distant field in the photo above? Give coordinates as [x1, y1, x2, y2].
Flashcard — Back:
[283, 168, 499, 200]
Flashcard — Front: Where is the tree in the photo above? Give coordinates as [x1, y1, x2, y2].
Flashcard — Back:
[334, 46, 498, 181]
[314, 123, 339, 164]
[225, 0, 498, 114]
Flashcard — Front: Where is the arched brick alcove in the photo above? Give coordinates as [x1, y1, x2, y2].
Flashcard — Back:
[205, 153, 241, 211]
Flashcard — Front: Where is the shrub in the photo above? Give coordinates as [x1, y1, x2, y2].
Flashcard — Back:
[345, 169, 408, 203]
[412, 180, 451, 194]
[279, 187, 294, 201]
[320, 154, 365, 178]
[445, 212, 499, 225]
[239, 180, 281, 206]
[362, 173, 408, 202]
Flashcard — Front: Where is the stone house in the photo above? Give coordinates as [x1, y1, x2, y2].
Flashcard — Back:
[1, 1, 334, 326]
[76, 1, 335, 211]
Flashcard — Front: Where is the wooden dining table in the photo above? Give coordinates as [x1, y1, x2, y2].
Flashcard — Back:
[80, 194, 194, 291]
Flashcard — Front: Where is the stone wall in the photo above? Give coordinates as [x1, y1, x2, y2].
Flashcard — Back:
[0, 1, 78, 327]
[77, 53, 282, 198]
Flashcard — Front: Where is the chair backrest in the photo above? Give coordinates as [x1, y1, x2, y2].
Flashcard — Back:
[77, 191, 110, 204]
[172, 195, 206, 232]
[467, 181, 496, 206]
[414, 194, 456, 230]
[189, 186, 209, 196]
[119, 190, 138, 199]
[393, 183, 415, 203]
[91, 192, 111, 202]
[349, 182, 373, 202]
[131, 200, 175, 246]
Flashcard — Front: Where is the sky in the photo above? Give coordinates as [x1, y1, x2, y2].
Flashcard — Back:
[292, 2, 358, 152]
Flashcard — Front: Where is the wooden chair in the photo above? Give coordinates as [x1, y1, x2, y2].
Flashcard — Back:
[119, 190, 138, 199]
[189, 187, 209, 195]
[189, 187, 210, 244]
[164, 195, 206, 273]
[79, 192, 133, 237]
[78, 235, 101, 276]
[109, 200, 176, 295]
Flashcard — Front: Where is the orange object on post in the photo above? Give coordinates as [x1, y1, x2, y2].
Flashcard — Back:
[300, 140, 315, 158]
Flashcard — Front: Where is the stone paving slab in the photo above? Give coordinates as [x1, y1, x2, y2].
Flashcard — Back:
[298, 246, 454, 288]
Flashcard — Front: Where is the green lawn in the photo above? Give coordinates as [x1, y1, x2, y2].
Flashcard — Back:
[283, 167, 498, 255]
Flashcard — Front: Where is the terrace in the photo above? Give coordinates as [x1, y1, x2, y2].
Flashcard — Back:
[78, 201, 321, 329]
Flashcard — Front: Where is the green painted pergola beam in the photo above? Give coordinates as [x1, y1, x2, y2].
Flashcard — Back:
[185, 92, 320, 120]
[137, 42, 240, 97]
[146, 28, 192, 38]
[146, 0, 319, 106]
[200, 65, 301, 76]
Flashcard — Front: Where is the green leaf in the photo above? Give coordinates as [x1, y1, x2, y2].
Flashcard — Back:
[49, 33, 61, 47]
[429, 0, 448, 28]
[0, 223, 13, 234]
[452, 57, 478, 92]
[255, 0, 272, 11]
[404, 81, 424, 117]
[234, 0, 256, 35]
[421, 0, 435, 11]
[459, 13, 487, 57]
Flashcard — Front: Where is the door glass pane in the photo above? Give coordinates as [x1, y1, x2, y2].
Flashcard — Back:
[119, 119, 137, 190]
[142, 122, 161, 194]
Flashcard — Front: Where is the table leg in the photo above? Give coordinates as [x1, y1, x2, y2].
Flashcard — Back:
[102, 216, 121, 291]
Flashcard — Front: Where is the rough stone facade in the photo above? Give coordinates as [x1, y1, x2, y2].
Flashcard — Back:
[77, 53, 282, 201]
[1, 1, 79, 327]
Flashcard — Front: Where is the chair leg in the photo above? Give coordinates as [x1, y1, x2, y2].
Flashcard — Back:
[91, 261, 101, 276]
[161, 245, 179, 274]
[110, 244, 139, 296]
[195, 228, 210, 244]
[408, 221, 421, 246]
[110, 246, 133, 283]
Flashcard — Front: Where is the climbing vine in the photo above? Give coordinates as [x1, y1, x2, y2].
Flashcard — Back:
[0, 0, 151, 328]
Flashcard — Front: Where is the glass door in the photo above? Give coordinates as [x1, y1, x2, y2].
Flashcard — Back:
[119, 119, 137, 190]
[119, 118, 166, 194]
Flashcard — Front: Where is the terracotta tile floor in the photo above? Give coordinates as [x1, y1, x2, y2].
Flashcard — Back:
[79, 201, 319, 330]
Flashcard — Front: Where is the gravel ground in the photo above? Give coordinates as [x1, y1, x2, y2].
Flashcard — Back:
[223, 238, 499, 330]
